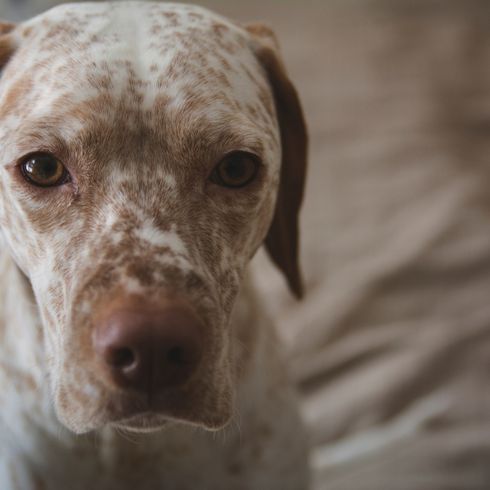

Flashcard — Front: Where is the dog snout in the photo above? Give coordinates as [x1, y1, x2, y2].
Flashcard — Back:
[93, 304, 203, 395]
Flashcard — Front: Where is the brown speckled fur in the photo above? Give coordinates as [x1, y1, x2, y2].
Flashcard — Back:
[0, 3, 309, 489]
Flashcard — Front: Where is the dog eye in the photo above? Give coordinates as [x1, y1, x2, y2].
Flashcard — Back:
[20, 153, 70, 187]
[211, 151, 259, 188]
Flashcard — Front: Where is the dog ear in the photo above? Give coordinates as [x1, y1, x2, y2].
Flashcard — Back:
[245, 23, 308, 299]
[0, 22, 17, 69]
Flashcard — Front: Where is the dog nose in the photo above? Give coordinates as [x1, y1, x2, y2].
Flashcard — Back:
[93, 305, 203, 393]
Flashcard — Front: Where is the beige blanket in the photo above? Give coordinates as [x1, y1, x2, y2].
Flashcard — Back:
[246, 1, 490, 488]
[1, 1, 489, 488]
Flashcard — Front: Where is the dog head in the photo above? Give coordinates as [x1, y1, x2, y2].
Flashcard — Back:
[0, 2, 307, 433]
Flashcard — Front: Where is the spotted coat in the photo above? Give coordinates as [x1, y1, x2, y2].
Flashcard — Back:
[0, 2, 309, 489]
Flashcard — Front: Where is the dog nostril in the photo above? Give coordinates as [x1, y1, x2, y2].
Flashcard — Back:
[111, 348, 136, 368]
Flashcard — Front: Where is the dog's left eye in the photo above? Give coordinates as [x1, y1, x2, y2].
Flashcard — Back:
[20, 153, 70, 187]
[210, 151, 260, 188]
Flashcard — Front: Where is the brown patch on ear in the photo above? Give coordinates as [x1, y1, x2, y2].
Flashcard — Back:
[244, 22, 280, 51]
[245, 25, 308, 299]
[0, 22, 15, 36]
[0, 40, 14, 68]
[0, 40, 13, 64]
[0, 23, 17, 68]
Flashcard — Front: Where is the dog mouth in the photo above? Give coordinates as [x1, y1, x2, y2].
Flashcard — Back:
[90, 380, 234, 433]
[57, 380, 234, 434]
[103, 387, 199, 427]
[111, 411, 173, 433]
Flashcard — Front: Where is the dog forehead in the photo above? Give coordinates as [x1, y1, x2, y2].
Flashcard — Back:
[27, 1, 242, 51]
[2, 2, 272, 125]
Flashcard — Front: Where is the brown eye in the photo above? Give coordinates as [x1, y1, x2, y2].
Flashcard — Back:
[20, 153, 69, 187]
[211, 151, 259, 188]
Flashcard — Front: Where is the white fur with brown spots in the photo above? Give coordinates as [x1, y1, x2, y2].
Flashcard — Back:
[0, 2, 309, 489]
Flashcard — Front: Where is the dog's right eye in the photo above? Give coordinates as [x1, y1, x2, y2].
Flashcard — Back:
[19, 153, 70, 188]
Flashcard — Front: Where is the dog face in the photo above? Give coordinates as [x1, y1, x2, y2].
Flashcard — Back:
[0, 2, 306, 434]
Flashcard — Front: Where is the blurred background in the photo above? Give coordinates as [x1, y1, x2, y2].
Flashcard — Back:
[2, 0, 490, 488]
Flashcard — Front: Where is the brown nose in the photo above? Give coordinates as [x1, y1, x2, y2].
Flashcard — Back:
[93, 305, 203, 394]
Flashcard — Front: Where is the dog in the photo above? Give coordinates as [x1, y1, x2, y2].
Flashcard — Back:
[0, 2, 309, 489]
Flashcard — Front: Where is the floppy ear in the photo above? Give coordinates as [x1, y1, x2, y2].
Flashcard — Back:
[245, 23, 308, 299]
[0, 22, 17, 69]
